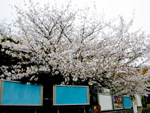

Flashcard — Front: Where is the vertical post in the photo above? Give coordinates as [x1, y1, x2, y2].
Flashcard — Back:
[133, 101, 137, 113]
[84, 108, 86, 113]
[57, 109, 59, 113]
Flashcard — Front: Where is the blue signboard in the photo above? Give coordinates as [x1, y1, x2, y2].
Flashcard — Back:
[0, 81, 43, 105]
[53, 85, 90, 105]
[124, 97, 131, 109]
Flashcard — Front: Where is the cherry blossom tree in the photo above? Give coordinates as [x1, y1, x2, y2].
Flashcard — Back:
[0, 0, 150, 96]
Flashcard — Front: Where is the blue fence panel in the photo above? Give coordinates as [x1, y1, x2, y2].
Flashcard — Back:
[54, 86, 89, 105]
[1, 81, 42, 105]
[124, 97, 131, 109]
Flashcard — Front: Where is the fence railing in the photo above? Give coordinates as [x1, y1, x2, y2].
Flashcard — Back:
[101, 109, 133, 113]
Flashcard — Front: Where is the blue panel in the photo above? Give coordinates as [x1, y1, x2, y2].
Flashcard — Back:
[124, 97, 131, 108]
[2, 81, 41, 105]
[56, 86, 88, 105]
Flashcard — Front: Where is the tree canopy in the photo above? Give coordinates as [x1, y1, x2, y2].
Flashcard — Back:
[0, 0, 150, 96]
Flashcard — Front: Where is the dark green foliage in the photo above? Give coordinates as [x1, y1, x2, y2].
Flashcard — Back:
[0, 45, 21, 66]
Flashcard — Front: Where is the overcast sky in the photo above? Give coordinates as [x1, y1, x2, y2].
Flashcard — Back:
[0, 0, 150, 35]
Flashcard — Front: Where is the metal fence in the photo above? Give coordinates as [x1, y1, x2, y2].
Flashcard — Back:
[101, 109, 133, 113]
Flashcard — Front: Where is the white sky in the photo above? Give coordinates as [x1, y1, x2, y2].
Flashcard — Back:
[0, 0, 150, 34]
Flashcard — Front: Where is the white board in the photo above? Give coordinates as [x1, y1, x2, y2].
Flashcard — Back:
[98, 94, 113, 111]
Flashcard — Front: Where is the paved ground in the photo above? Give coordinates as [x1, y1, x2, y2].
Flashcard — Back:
[142, 108, 150, 113]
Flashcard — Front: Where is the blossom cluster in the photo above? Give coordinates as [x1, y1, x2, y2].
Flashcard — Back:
[1, 1, 150, 96]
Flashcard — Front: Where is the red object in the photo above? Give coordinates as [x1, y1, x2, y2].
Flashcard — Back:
[116, 97, 119, 103]
[93, 105, 101, 113]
